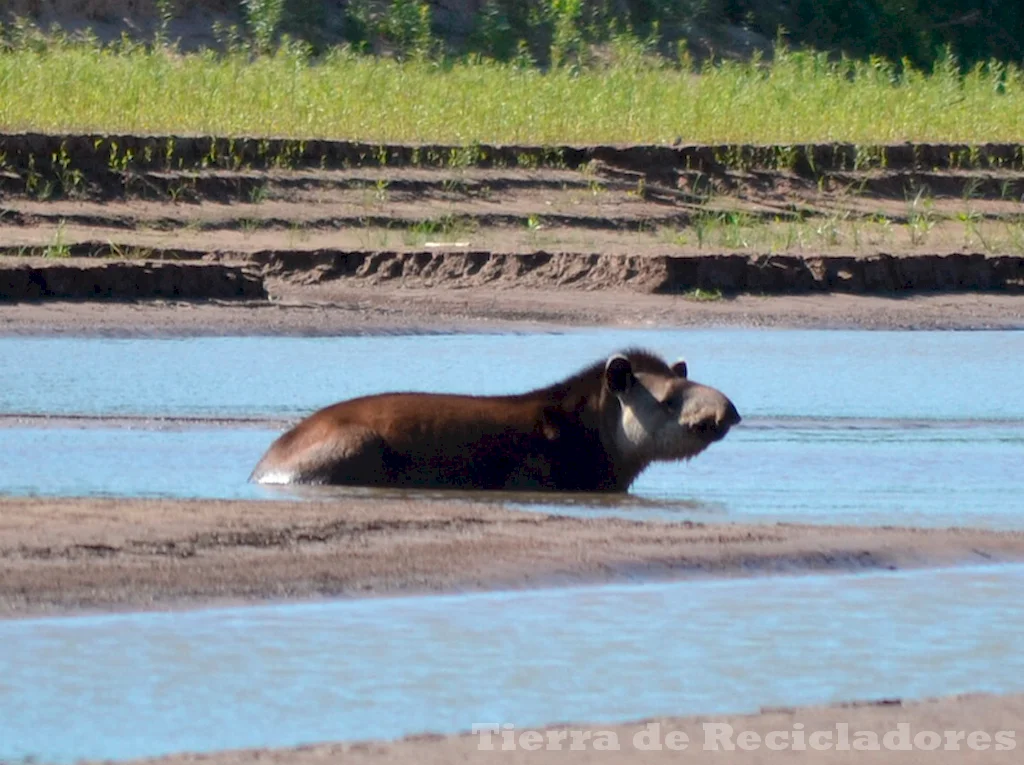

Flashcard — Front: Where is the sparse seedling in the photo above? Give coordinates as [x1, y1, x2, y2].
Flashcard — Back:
[239, 218, 260, 238]
[108, 241, 154, 260]
[249, 183, 269, 204]
[692, 212, 715, 250]
[720, 212, 752, 249]
[525, 214, 545, 245]
[154, 0, 176, 47]
[24, 155, 43, 197]
[962, 176, 983, 201]
[168, 178, 195, 204]
[684, 287, 723, 302]
[516, 153, 540, 170]
[356, 220, 394, 249]
[52, 144, 84, 197]
[44, 220, 72, 258]
[242, 0, 283, 53]
[907, 188, 936, 246]
[447, 144, 483, 169]
[442, 177, 469, 195]
[815, 211, 847, 247]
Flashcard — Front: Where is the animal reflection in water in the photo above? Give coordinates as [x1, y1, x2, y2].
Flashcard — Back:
[250, 350, 740, 492]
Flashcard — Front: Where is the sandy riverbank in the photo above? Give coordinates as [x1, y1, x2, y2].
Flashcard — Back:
[120, 693, 1022, 765]
[2, 290, 1024, 336]
[2, 495, 1023, 617]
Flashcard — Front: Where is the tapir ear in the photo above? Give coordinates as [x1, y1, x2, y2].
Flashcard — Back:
[671, 358, 688, 378]
[605, 355, 634, 394]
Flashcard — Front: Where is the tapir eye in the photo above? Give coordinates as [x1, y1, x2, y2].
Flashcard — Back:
[671, 359, 688, 378]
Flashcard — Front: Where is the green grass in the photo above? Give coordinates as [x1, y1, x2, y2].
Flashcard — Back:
[0, 38, 1022, 144]
[661, 210, 1024, 256]
[683, 287, 724, 302]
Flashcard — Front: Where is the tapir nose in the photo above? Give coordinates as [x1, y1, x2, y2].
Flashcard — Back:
[686, 385, 741, 440]
[722, 400, 742, 427]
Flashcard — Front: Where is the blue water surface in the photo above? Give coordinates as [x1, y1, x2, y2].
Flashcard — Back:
[1, 329, 1021, 525]
[1, 564, 1022, 763]
[2, 329, 1023, 420]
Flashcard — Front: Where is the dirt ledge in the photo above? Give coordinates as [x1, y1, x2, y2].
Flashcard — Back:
[250, 249, 1024, 293]
[0, 260, 266, 301]
[2, 251, 1022, 304]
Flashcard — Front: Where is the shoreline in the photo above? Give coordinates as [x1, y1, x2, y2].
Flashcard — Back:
[114, 692, 1024, 765]
[3, 496, 1024, 619]
[2, 291, 1024, 336]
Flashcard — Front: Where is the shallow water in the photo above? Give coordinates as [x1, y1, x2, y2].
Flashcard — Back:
[544, 416, 1024, 527]
[4, 330, 1024, 420]
[1, 329, 1021, 526]
[2, 416, 1019, 527]
[0, 424, 273, 500]
[2, 564, 1022, 763]
[0, 329, 1019, 528]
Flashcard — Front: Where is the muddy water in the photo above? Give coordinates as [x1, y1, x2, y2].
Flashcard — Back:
[1, 564, 1022, 762]
[1, 329, 1022, 526]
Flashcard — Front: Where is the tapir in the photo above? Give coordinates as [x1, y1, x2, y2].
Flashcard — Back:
[250, 349, 740, 492]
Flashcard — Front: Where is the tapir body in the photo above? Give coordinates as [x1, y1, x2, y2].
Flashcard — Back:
[250, 350, 740, 492]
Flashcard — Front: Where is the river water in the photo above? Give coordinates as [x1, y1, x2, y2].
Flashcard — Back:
[1, 564, 1022, 762]
[1, 329, 1021, 527]
[1, 328, 1022, 762]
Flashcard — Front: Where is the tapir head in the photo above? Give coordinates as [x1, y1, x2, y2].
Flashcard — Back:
[603, 352, 741, 464]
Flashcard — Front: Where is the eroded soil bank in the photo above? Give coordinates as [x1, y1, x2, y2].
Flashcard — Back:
[0, 259, 265, 300]
[3, 496, 1024, 618]
[3, 137, 1024, 302]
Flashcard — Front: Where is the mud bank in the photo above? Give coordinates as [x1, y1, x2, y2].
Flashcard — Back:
[3, 496, 1024, 617]
[125, 693, 1022, 765]
[0, 260, 265, 301]
[2, 291, 1023, 334]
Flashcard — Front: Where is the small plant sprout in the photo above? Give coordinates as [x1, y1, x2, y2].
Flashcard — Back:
[45, 220, 72, 258]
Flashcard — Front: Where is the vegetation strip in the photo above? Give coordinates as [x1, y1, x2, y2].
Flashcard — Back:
[1, 42, 1022, 144]
[3, 134, 1024, 179]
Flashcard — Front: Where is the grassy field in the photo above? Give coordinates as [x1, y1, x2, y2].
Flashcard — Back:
[0, 36, 1022, 144]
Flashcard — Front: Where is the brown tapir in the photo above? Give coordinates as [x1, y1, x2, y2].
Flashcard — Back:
[250, 349, 740, 492]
